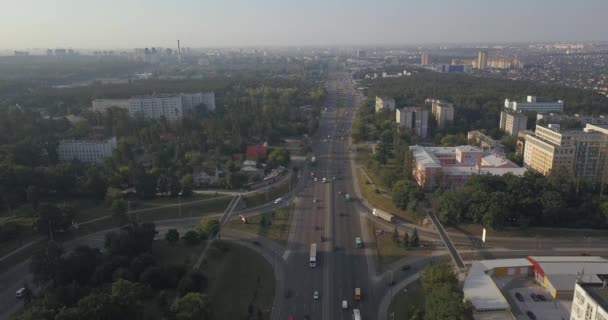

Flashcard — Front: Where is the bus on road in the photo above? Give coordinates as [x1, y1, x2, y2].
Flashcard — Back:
[310, 243, 317, 268]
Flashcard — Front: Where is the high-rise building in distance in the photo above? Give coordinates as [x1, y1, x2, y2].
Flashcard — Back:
[477, 50, 488, 70]
[421, 52, 431, 65]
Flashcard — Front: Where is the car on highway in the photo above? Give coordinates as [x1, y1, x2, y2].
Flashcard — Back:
[322, 177, 327, 183]
[342, 300, 348, 309]
[274, 197, 283, 204]
[401, 265, 411, 271]
[313, 291, 319, 300]
[526, 311, 537, 320]
[314, 177, 318, 182]
[515, 292, 524, 302]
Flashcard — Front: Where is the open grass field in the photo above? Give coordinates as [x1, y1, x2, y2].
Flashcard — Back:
[225, 207, 292, 247]
[202, 241, 275, 320]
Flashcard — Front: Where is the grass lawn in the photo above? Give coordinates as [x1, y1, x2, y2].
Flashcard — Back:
[225, 207, 292, 246]
[387, 280, 424, 320]
[355, 167, 417, 224]
[202, 241, 275, 320]
[371, 222, 435, 273]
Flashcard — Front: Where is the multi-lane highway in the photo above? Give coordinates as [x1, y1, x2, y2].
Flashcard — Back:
[279, 68, 374, 320]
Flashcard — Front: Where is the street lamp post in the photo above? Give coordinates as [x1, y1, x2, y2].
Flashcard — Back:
[178, 191, 183, 219]
[585, 236, 591, 255]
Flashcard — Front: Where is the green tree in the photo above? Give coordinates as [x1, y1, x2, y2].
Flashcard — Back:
[165, 229, 180, 245]
[411, 228, 420, 248]
[26, 185, 40, 211]
[30, 241, 64, 286]
[392, 226, 400, 244]
[111, 199, 128, 225]
[403, 231, 410, 248]
[182, 230, 201, 246]
[197, 218, 220, 239]
[174, 292, 213, 320]
[425, 283, 471, 320]
[421, 263, 457, 292]
[180, 174, 194, 197]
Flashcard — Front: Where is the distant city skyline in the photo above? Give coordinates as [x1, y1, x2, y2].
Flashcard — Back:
[2, 0, 608, 50]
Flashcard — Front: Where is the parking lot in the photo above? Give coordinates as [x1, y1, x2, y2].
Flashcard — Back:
[507, 285, 571, 320]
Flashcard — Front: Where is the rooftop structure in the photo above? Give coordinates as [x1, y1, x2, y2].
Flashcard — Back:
[464, 256, 608, 314]
[504, 96, 564, 113]
[467, 131, 506, 153]
[410, 145, 526, 190]
[572, 283, 608, 320]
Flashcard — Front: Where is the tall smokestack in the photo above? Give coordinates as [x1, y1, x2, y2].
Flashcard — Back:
[177, 40, 181, 64]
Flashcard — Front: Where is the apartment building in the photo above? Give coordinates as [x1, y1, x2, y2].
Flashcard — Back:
[410, 145, 526, 191]
[537, 113, 608, 126]
[396, 107, 429, 138]
[421, 52, 431, 65]
[500, 111, 528, 136]
[57, 137, 117, 163]
[504, 96, 564, 113]
[430, 100, 454, 129]
[91, 92, 216, 119]
[523, 123, 608, 184]
[571, 282, 608, 320]
[92, 99, 130, 112]
[375, 96, 395, 113]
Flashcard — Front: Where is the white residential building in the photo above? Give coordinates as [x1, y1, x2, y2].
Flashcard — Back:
[504, 96, 564, 113]
[571, 282, 608, 320]
[91, 92, 216, 119]
[396, 107, 429, 138]
[430, 100, 454, 128]
[375, 96, 395, 113]
[92, 99, 130, 112]
[500, 111, 528, 136]
[57, 137, 117, 163]
[129, 95, 183, 120]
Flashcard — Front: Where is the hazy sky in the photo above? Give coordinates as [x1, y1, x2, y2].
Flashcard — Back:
[2, 0, 608, 49]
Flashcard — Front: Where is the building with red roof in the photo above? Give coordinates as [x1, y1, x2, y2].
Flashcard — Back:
[246, 145, 268, 160]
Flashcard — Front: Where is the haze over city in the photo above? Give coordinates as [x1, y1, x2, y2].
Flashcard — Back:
[3, 0, 608, 49]
[4, 2, 608, 320]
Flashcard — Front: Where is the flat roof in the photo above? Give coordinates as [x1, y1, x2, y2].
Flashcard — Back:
[581, 283, 608, 311]
[464, 259, 532, 311]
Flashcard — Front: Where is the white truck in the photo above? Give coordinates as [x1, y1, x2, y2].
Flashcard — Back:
[310, 243, 317, 268]
[372, 208, 394, 223]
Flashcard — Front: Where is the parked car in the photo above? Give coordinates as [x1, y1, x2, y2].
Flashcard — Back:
[526, 311, 537, 320]
[313, 291, 319, 300]
[537, 294, 546, 301]
[530, 293, 539, 302]
[515, 292, 524, 302]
